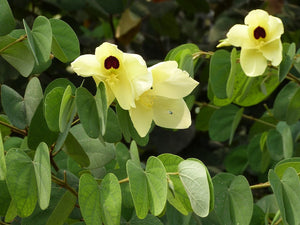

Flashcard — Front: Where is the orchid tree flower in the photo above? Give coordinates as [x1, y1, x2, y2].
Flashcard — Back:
[71, 42, 152, 110]
[129, 61, 199, 137]
[217, 9, 284, 77]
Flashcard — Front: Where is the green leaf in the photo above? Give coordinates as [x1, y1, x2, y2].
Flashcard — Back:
[0, 132, 6, 180]
[226, 48, 237, 99]
[63, 131, 90, 168]
[129, 213, 164, 225]
[0, 34, 35, 77]
[95, 82, 108, 135]
[247, 134, 270, 173]
[99, 173, 122, 225]
[0, 115, 11, 138]
[5, 199, 17, 222]
[178, 159, 210, 217]
[6, 149, 38, 217]
[76, 87, 100, 138]
[279, 43, 295, 82]
[70, 124, 115, 170]
[45, 191, 77, 225]
[0, 0, 15, 35]
[165, 43, 200, 77]
[276, 121, 293, 159]
[209, 104, 243, 142]
[127, 159, 148, 219]
[44, 87, 65, 132]
[1, 84, 27, 129]
[209, 49, 231, 99]
[195, 106, 216, 131]
[157, 154, 192, 215]
[24, 77, 43, 125]
[224, 145, 248, 175]
[266, 129, 284, 161]
[44, 78, 76, 96]
[273, 82, 300, 124]
[33, 142, 51, 210]
[146, 156, 167, 216]
[0, 181, 10, 216]
[274, 158, 300, 178]
[79, 173, 102, 225]
[129, 141, 140, 165]
[103, 108, 122, 143]
[59, 85, 75, 132]
[50, 18, 80, 63]
[269, 168, 300, 225]
[212, 173, 253, 225]
[28, 102, 59, 149]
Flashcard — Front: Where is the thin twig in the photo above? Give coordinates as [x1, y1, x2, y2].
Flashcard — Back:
[195, 101, 276, 128]
[0, 120, 27, 136]
[286, 73, 300, 85]
[51, 173, 78, 197]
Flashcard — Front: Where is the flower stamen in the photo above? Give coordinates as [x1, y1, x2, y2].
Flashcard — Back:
[104, 56, 120, 69]
[254, 26, 266, 39]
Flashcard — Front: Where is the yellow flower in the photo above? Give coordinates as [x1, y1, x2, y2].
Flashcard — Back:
[217, 9, 284, 77]
[129, 61, 199, 137]
[71, 42, 152, 110]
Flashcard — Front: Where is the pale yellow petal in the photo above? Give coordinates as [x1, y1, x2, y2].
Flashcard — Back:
[261, 39, 282, 66]
[109, 71, 135, 110]
[240, 48, 267, 77]
[267, 15, 284, 41]
[124, 53, 152, 98]
[150, 61, 198, 99]
[153, 97, 191, 129]
[71, 54, 103, 78]
[245, 9, 269, 26]
[92, 77, 115, 106]
[224, 24, 250, 47]
[129, 101, 153, 137]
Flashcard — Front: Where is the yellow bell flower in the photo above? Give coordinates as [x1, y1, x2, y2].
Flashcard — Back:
[129, 61, 199, 137]
[71, 42, 152, 110]
[217, 9, 284, 77]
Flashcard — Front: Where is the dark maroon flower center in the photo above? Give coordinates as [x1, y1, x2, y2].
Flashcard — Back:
[104, 56, 119, 69]
[254, 26, 266, 39]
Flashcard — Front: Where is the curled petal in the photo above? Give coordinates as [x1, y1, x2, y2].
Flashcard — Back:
[261, 39, 282, 66]
[240, 48, 267, 77]
[153, 97, 191, 129]
[71, 54, 103, 78]
[129, 102, 153, 137]
[219, 24, 250, 48]
[267, 16, 284, 42]
[124, 53, 152, 98]
[150, 61, 199, 99]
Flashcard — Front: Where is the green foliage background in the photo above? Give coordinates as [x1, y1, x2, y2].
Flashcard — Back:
[1, 0, 300, 224]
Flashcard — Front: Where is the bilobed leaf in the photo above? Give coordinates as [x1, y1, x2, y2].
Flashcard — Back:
[95, 82, 108, 135]
[103, 108, 122, 143]
[50, 18, 80, 63]
[127, 159, 148, 219]
[212, 173, 253, 225]
[44, 78, 76, 96]
[76, 87, 100, 139]
[157, 154, 192, 215]
[178, 160, 210, 217]
[44, 87, 65, 132]
[99, 173, 122, 225]
[0, 0, 15, 35]
[24, 77, 43, 125]
[226, 48, 237, 99]
[59, 85, 75, 133]
[274, 158, 300, 178]
[279, 43, 295, 82]
[209, 49, 231, 99]
[276, 121, 293, 159]
[45, 191, 77, 225]
[0, 132, 6, 180]
[145, 156, 167, 216]
[6, 149, 38, 217]
[209, 104, 242, 142]
[266, 129, 284, 161]
[1, 85, 27, 129]
[79, 173, 102, 225]
[63, 131, 90, 168]
[27, 102, 59, 150]
[33, 142, 51, 210]
[129, 141, 140, 165]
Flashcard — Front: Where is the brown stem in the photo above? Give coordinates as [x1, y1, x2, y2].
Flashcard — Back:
[51, 173, 78, 197]
[0, 120, 27, 136]
[0, 35, 27, 54]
